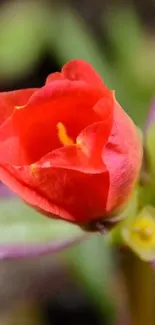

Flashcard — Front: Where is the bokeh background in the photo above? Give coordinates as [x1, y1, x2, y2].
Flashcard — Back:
[0, 0, 154, 324]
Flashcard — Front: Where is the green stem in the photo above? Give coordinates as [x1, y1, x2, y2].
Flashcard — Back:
[120, 251, 155, 325]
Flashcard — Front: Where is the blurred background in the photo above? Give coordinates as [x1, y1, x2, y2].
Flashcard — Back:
[0, 0, 154, 323]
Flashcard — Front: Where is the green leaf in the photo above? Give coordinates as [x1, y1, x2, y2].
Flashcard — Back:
[105, 7, 142, 63]
[146, 125, 155, 177]
[46, 7, 112, 87]
[66, 234, 116, 320]
[104, 8, 154, 126]
[0, 198, 85, 258]
[0, 2, 47, 79]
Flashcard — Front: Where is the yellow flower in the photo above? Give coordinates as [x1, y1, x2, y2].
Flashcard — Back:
[122, 206, 155, 261]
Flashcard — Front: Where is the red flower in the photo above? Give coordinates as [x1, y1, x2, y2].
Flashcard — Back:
[0, 60, 142, 223]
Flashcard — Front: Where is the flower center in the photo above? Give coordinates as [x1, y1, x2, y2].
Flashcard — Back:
[132, 216, 155, 245]
[57, 122, 74, 146]
[134, 225, 153, 241]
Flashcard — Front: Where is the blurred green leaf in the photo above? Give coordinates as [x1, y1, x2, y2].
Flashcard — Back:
[66, 234, 116, 322]
[103, 7, 153, 125]
[0, 198, 84, 245]
[139, 183, 155, 209]
[105, 7, 142, 62]
[0, 2, 47, 79]
[46, 7, 112, 87]
[146, 125, 155, 177]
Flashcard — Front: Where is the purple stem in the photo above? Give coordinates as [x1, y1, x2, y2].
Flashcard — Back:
[0, 234, 89, 260]
[0, 182, 14, 198]
[144, 99, 155, 134]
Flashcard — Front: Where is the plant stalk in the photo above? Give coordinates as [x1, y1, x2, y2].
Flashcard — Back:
[120, 251, 155, 325]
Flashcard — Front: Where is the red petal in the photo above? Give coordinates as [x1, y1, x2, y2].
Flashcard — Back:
[36, 136, 106, 174]
[45, 72, 66, 84]
[76, 97, 113, 167]
[0, 81, 104, 165]
[62, 59, 110, 93]
[103, 101, 143, 213]
[37, 96, 113, 173]
[0, 163, 109, 223]
[46, 60, 111, 95]
[0, 89, 37, 126]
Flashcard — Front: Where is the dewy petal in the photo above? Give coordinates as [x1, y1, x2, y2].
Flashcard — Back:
[103, 101, 143, 213]
[0, 164, 109, 223]
[0, 81, 104, 165]
[0, 89, 37, 126]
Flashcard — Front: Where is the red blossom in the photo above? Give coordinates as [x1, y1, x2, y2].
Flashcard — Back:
[0, 60, 142, 223]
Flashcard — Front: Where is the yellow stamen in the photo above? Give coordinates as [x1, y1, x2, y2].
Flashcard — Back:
[57, 122, 74, 146]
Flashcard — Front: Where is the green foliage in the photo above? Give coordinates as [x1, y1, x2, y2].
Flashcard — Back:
[0, 2, 46, 79]
[0, 199, 84, 245]
[65, 234, 116, 322]
[46, 7, 113, 86]
[104, 7, 154, 125]
[145, 125, 155, 177]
